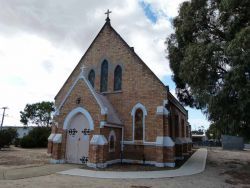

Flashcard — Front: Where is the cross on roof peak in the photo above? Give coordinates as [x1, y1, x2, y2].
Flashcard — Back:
[105, 9, 112, 22]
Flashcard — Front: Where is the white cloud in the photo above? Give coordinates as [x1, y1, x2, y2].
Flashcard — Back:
[189, 118, 210, 130]
[0, 0, 193, 126]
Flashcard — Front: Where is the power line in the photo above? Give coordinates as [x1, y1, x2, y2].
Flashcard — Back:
[0, 107, 8, 131]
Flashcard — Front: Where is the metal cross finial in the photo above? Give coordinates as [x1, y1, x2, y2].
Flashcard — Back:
[105, 9, 112, 22]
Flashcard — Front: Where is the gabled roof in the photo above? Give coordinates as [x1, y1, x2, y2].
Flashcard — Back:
[55, 19, 187, 117]
[55, 70, 122, 126]
[96, 93, 122, 125]
[55, 22, 110, 100]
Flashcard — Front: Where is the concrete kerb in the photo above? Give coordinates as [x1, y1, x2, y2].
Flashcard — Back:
[58, 148, 208, 179]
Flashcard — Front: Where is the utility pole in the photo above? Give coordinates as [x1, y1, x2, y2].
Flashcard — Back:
[0, 107, 8, 131]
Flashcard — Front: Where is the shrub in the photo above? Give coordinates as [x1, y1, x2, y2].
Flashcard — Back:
[14, 138, 21, 147]
[20, 127, 51, 148]
[0, 128, 18, 149]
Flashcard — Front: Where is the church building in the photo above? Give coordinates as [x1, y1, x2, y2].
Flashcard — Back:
[48, 12, 192, 168]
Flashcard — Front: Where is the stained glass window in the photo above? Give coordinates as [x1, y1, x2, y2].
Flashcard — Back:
[100, 60, 108, 92]
[135, 109, 143, 140]
[114, 65, 122, 91]
[88, 69, 95, 88]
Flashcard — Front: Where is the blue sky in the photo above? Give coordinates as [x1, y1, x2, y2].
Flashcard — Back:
[139, 1, 158, 23]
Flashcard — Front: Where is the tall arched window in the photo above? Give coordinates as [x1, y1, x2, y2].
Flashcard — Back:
[114, 65, 122, 91]
[175, 115, 179, 137]
[88, 69, 95, 88]
[181, 119, 185, 137]
[100, 60, 108, 92]
[135, 109, 143, 140]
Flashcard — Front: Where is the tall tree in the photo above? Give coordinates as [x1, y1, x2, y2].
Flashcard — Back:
[167, 0, 250, 136]
[20, 101, 55, 127]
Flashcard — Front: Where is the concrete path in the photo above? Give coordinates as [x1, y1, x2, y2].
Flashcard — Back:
[0, 164, 75, 180]
[58, 148, 207, 179]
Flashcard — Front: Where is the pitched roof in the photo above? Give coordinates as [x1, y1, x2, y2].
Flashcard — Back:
[95, 93, 122, 125]
[55, 70, 123, 126]
[55, 19, 187, 117]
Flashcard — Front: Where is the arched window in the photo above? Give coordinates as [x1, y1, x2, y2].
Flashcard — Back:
[88, 69, 95, 88]
[114, 65, 122, 91]
[109, 130, 116, 152]
[135, 109, 143, 140]
[175, 115, 179, 137]
[181, 119, 185, 137]
[131, 103, 147, 142]
[100, 60, 108, 92]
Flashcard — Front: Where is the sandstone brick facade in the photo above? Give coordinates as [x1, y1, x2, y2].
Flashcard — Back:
[48, 19, 192, 168]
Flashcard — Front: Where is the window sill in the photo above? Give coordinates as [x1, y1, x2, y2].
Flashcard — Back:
[100, 90, 123, 94]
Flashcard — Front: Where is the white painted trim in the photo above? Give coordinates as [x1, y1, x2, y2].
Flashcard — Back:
[104, 124, 123, 128]
[87, 159, 175, 168]
[90, 134, 108, 145]
[155, 162, 175, 168]
[175, 137, 188, 144]
[123, 140, 156, 146]
[87, 159, 121, 168]
[108, 130, 116, 152]
[87, 162, 107, 168]
[131, 103, 148, 116]
[122, 159, 175, 168]
[55, 71, 108, 116]
[63, 107, 94, 130]
[156, 106, 169, 115]
[100, 121, 106, 128]
[131, 103, 147, 142]
[163, 99, 168, 106]
[52, 134, 62, 143]
[175, 156, 184, 160]
[48, 133, 55, 141]
[50, 159, 65, 164]
[156, 136, 175, 147]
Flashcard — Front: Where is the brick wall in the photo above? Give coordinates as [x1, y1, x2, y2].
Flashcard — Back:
[51, 22, 190, 166]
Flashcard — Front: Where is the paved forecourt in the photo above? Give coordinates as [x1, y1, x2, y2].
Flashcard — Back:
[58, 148, 207, 179]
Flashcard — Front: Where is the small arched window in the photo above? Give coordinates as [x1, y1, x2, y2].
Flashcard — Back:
[135, 109, 143, 140]
[114, 65, 122, 91]
[88, 69, 95, 88]
[100, 60, 108, 92]
[109, 135, 115, 152]
[109, 130, 116, 152]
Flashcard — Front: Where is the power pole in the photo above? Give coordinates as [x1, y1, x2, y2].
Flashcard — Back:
[0, 107, 8, 131]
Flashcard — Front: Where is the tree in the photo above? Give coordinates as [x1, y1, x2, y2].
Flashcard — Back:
[20, 101, 55, 127]
[20, 127, 51, 148]
[0, 128, 18, 149]
[167, 0, 250, 136]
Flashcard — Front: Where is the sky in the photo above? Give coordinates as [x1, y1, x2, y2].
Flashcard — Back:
[0, 0, 210, 130]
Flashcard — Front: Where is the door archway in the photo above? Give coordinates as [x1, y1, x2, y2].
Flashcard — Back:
[64, 107, 94, 164]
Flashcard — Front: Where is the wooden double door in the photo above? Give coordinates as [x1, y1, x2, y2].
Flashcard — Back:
[66, 113, 90, 164]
